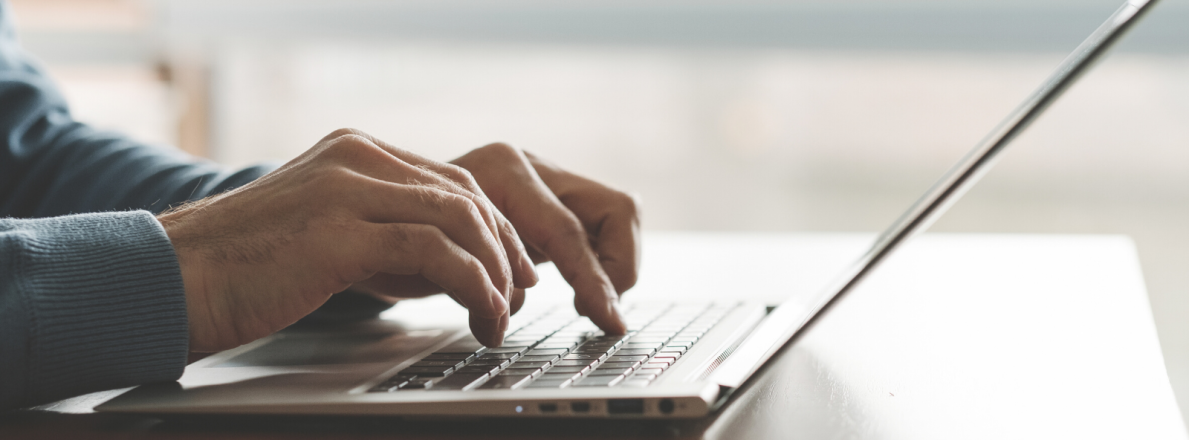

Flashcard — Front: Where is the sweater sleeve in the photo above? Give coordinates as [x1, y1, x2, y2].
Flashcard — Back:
[0, 211, 189, 409]
[0, 1, 270, 409]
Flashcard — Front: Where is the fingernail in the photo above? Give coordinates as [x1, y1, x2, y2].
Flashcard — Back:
[521, 253, 539, 285]
[607, 297, 627, 334]
[490, 286, 509, 317]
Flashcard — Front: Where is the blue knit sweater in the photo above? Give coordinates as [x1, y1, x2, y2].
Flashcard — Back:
[0, 1, 271, 409]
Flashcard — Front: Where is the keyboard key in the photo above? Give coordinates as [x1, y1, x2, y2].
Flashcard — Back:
[545, 366, 586, 374]
[614, 348, 657, 356]
[637, 368, 664, 376]
[572, 375, 624, 387]
[525, 379, 570, 389]
[654, 352, 682, 360]
[587, 368, 630, 377]
[526, 349, 568, 357]
[645, 360, 672, 369]
[573, 346, 615, 354]
[518, 355, 561, 363]
[554, 359, 598, 368]
[627, 336, 670, 343]
[455, 365, 501, 376]
[588, 335, 629, 343]
[432, 373, 488, 390]
[635, 331, 677, 338]
[535, 342, 578, 350]
[541, 336, 586, 343]
[400, 378, 434, 389]
[502, 338, 541, 346]
[607, 355, 648, 363]
[468, 359, 511, 368]
[504, 360, 551, 369]
[399, 367, 452, 377]
[663, 345, 689, 354]
[577, 341, 619, 349]
[499, 368, 542, 378]
[623, 342, 665, 350]
[541, 373, 582, 383]
[486, 346, 530, 354]
[599, 361, 640, 370]
[563, 353, 607, 361]
[478, 375, 533, 390]
[478, 352, 521, 360]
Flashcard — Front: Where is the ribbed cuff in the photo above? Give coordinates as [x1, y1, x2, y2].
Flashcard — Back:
[13, 211, 188, 405]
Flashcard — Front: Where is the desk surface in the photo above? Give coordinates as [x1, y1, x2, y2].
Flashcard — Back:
[4, 232, 1185, 439]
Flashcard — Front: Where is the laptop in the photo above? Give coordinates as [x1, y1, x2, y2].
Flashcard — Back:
[98, 0, 1158, 419]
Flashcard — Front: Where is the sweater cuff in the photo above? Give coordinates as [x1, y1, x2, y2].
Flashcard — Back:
[17, 211, 188, 405]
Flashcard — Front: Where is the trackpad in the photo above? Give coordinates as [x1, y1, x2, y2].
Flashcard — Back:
[215, 330, 443, 367]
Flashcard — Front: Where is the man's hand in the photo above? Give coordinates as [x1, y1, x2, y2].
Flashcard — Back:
[161, 129, 538, 352]
[452, 143, 640, 335]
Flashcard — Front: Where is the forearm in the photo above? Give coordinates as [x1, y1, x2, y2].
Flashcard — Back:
[0, 212, 189, 409]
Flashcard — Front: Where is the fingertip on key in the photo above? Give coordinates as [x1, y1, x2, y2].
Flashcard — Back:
[605, 300, 628, 335]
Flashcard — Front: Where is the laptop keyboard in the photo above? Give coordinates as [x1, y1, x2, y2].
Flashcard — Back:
[368, 302, 735, 392]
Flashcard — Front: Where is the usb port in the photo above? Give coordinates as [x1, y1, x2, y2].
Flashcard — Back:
[538, 403, 558, 413]
[607, 399, 644, 415]
[570, 402, 591, 413]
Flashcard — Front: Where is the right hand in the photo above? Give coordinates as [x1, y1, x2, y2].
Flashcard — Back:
[159, 129, 537, 352]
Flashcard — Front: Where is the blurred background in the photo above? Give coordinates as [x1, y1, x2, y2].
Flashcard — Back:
[10, 0, 1189, 421]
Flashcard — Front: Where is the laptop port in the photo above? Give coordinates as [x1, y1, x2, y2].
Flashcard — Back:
[570, 402, 591, 413]
[538, 403, 558, 413]
[607, 399, 645, 415]
[659, 399, 675, 414]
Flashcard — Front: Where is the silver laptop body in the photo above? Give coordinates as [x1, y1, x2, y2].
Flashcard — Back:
[98, 0, 1157, 419]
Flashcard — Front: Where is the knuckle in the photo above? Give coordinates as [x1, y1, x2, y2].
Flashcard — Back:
[446, 164, 482, 191]
[464, 256, 487, 279]
[320, 133, 376, 161]
[324, 127, 364, 141]
[408, 223, 449, 250]
[614, 191, 640, 218]
[447, 193, 484, 224]
[478, 142, 521, 161]
[431, 163, 481, 193]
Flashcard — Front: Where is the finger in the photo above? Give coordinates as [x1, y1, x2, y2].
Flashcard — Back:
[498, 216, 538, 289]
[470, 310, 509, 348]
[334, 130, 537, 290]
[590, 210, 640, 294]
[562, 191, 641, 294]
[349, 177, 513, 304]
[360, 223, 508, 319]
[523, 150, 641, 293]
[507, 183, 627, 334]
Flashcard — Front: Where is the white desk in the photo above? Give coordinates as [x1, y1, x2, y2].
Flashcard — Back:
[396, 232, 1186, 439]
